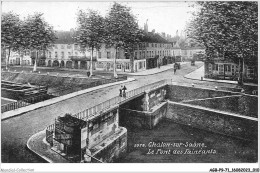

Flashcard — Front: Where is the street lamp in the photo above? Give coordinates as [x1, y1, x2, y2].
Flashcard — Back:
[114, 42, 123, 78]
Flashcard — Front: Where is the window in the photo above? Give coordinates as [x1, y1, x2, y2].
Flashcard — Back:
[214, 64, 218, 71]
[49, 52, 52, 58]
[107, 52, 111, 59]
[225, 64, 231, 72]
[67, 45, 72, 49]
[219, 64, 224, 74]
[139, 62, 142, 69]
[152, 43, 154, 47]
[61, 45, 65, 49]
[61, 51, 64, 59]
[54, 45, 58, 49]
[68, 52, 71, 56]
[231, 65, 235, 75]
[209, 64, 212, 72]
[134, 52, 137, 58]
[155, 44, 157, 48]
[98, 52, 101, 58]
[139, 52, 141, 58]
[55, 52, 58, 58]
[116, 64, 121, 69]
[125, 63, 130, 70]
[146, 43, 149, 47]
[247, 67, 254, 78]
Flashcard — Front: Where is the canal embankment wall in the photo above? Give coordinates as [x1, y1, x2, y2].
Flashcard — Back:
[120, 84, 258, 141]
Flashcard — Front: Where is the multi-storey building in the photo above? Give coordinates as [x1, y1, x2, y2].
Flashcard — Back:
[44, 31, 97, 70]
[44, 29, 175, 73]
[171, 40, 205, 62]
[6, 51, 31, 66]
[204, 53, 257, 83]
[96, 32, 174, 72]
[180, 47, 205, 61]
[5, 28, 176, 73]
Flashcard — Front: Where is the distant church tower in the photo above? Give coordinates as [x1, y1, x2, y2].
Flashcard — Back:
[144, 19, 148, 33]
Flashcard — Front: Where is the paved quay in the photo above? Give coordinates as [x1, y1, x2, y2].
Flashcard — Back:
[119, 62, 187, 76]
[184, 65, 238, 84]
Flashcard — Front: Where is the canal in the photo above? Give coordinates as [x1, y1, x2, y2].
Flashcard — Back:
[118, 119, 257, 163]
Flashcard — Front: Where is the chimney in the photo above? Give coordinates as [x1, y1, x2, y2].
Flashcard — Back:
[144, 19, 148, 33]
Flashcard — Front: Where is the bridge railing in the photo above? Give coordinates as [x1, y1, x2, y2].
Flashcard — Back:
[71, 79, 168, 122]
[46, 79, 169, 132]
[1, 93, 52, 113]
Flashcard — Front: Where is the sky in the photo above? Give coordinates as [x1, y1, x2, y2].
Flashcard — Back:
[2, 1, 196, 37]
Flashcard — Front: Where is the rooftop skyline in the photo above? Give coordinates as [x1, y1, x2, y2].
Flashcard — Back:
[2, 1, 195, 36]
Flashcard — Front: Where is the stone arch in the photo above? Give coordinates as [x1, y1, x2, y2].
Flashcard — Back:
[60, 60, 65, 68]
[39, 59, 46, 66]
[48, 60, 52, 67]
[80, 61, 86, 69]
[66, 61, 72, 68]
[53, 60, 59, 67]
[74, 61, 79, 69]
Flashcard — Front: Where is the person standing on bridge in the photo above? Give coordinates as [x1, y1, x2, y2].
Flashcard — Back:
[119, 86, 123, 97]
[122, 85, 127, 98]
[173, 63, 177, 74]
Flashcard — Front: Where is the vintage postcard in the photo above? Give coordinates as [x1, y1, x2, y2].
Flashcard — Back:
[1, 0, 258, 172]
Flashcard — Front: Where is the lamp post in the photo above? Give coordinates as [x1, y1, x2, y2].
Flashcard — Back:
[114, 42, 123, 78]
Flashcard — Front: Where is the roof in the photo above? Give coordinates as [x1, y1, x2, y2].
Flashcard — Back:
[181, 47, 205, 50]
[54, 30, 170, 45]
[57, 114, 86, 127]
[54, 30, 76, 44]
[140, 32, 169, 43]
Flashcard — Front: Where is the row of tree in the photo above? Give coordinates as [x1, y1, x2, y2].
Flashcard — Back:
[75, 2, 143, 76]
[187, 1, 257, 83]
[1, 2, 143, 75]
[1, 12, 56, 70]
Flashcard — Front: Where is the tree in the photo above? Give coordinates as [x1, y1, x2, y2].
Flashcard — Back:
[1, 12, 21, 69]
[105, 2, 143, 75]
[76, 9, 105, 77]
[187, 2, 257, 83]
[23, 12, 56, 71]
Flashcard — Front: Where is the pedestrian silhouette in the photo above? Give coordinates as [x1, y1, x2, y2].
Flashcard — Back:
[122, 85, 127, 98]
[173, 63, 177, 74]
[119, 86, 123, 97]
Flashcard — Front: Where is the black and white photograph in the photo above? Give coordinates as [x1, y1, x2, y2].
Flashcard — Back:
[1, 0, 259, 172]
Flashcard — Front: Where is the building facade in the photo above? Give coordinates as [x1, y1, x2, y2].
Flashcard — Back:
[7, 51, 31, 66]
[204, 56, 257, 83]
[45, 43, 97, 70]
[3, 30, 177, 73]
